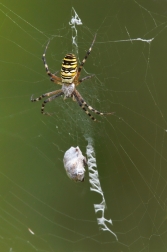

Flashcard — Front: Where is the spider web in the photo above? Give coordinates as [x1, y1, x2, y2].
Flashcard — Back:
[1, 0, 167, 251]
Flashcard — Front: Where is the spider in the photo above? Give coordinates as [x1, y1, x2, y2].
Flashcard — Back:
[31, 34, 114, 121]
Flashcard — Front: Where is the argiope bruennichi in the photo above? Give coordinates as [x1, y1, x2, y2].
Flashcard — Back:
[31, 35, 114, 121]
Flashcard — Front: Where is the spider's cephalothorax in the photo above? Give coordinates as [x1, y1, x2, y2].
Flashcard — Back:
[31, 34, 114, 121]
[61, 54, 77, 84]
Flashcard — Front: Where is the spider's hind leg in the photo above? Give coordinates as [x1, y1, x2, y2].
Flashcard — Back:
[42, 40, 62, 84]
[76, 34, 96, 80]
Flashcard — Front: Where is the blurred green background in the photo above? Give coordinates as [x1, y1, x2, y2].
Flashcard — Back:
[1, 0, 167, 251]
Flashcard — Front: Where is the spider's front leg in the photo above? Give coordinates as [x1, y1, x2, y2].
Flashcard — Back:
[41, 92, 63, 115]
[72, 90, 97, 122]
[31, 89, 63, 115]
[73, 89, 114, 121]
[31, 90, 61, 102]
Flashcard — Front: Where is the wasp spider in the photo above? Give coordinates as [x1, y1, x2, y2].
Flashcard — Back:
[31, 35, 114, 121]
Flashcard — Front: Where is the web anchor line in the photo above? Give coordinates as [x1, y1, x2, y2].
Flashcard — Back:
[105, 37, 154, 44]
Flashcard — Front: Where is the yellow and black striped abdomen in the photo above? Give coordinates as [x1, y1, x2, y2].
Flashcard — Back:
[61, 54, 77, 84]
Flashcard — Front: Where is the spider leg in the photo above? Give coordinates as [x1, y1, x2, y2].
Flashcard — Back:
[31, 90, 62, 102]
[42, 40, 62, 84]
[81, 101, 114, 116]
[76, 74, 95, 86]
[41, 90, 64, 115]
[74, 89, 114, 116]
[76, 34, 96, 80]
[73, 90, 97, 122]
